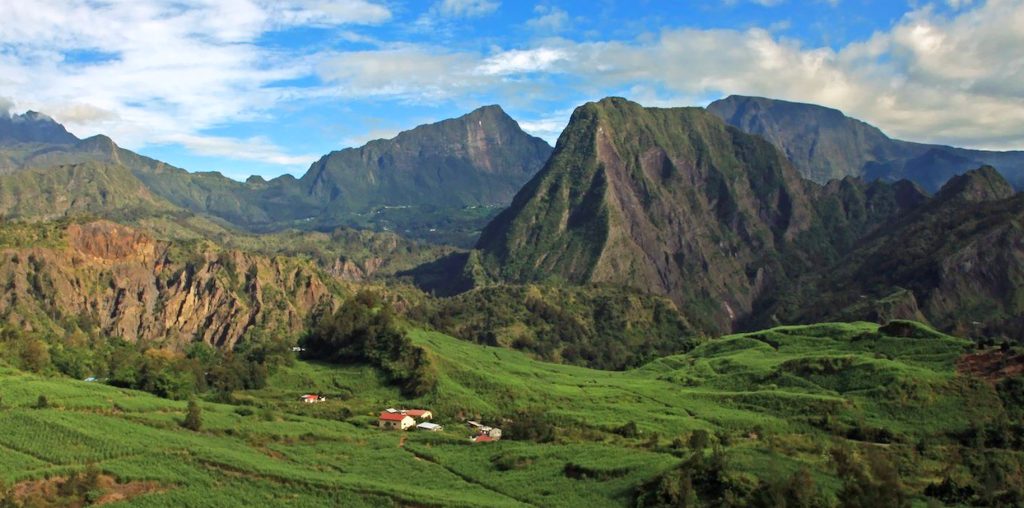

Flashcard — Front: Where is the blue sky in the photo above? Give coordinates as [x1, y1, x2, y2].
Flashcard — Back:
[1, 0, 1022, 180]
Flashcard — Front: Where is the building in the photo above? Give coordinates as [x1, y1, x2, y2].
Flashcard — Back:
[472, 435, 495, 443]
[416, 422, 443, 432]
[300, 394, 325, 404]
[480, 426, 502, 439]
[405, 409, 433, 420]
[379, 412, 416, 430]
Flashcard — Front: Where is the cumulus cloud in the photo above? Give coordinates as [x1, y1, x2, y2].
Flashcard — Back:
[0, 96, 13, 116]
[477, 48, 568, 75]
[0, 0, 390, 166]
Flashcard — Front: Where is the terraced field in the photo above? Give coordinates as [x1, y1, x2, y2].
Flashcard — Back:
[0, 322, 1019, 506]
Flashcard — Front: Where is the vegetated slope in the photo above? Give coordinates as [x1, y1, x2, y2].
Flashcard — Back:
[417, 284, 699, 370]
[474, 97, 918, 334]
[3, 321, 1020, 506]
[757, 167, 1024, 340]
[707, 95, 1024, 190]
[0, 161, 179, 221]
[0, 219, 345, 349]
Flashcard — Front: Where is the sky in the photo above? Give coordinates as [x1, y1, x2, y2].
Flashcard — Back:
[0, 0, 1022, 181]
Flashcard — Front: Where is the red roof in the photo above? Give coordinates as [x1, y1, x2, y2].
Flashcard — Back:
[473, 435, 495, 443]
[379, 412, 410, 421]
[405, 409, 431, 417]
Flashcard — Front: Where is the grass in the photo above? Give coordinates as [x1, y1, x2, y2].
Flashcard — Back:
[0, 321, 1012, 506]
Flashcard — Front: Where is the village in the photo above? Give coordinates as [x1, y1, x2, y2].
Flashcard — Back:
[298, 394, 501, 443]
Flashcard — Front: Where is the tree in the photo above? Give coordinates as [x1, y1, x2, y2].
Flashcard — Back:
[182, 399, 202, 431]
[689, 430, 710, 451]
[34, 394, 49, 409]
[20, 339, 50, 372]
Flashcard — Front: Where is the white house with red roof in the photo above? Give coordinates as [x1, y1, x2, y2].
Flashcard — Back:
[300, 394, 325, 404]
[378, 411, 415, 430]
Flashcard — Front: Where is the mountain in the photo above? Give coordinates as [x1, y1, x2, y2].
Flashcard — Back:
[297, 105, 552, 213]
[0, 110, 78, 146]
[476, 97, 829, 333]
[707, 95, 1024, 191]
[755, 166, 1024, 339]
[0, 106, 551, 246]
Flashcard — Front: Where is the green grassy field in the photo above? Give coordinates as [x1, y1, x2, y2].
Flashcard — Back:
[0, 322, 1019, 506]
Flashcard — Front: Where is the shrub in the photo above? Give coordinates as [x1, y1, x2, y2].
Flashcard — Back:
[182, 399, 202, 431]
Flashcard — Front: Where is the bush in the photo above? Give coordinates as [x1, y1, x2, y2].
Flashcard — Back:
[182, 399, 202, 431]
[34, 394, 49, 409]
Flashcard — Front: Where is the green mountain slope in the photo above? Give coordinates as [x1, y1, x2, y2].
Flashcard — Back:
[707, 95, 1024, 191]
[1, 321, 1020, 506]
[475, 98, 918, 334]
[758, 167, 1024, 339]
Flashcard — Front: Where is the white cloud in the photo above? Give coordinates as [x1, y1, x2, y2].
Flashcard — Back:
[0, 0, 390, 167]
[167, 133, 317, 166]
[526, 5, 569, 32]
[434, 0, 500, 17]
[477, 48, 567, 75]
[0, 96, 13, 116]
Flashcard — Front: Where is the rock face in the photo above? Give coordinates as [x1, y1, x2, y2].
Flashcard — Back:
[707, 95, 1024, 191]
[477, 98, 819, 333]
[0, 221, 341, 348]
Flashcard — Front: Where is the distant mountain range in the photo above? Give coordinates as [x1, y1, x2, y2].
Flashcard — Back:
[707, 95, 1024, 191]
[2, 96, 1023, 341]
[0, 105, 551, 245]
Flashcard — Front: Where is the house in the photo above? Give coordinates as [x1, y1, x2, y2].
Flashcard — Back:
[379, 412, 416, 431]
[416, 422, 443, 432]
[405, 409, 433, 420]
[479, 427, 502, 439]
[300, 394, 325, 403]
[472, 435, 495, 443]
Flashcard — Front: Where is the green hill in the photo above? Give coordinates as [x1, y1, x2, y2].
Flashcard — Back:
[1, 321, 1021, 506]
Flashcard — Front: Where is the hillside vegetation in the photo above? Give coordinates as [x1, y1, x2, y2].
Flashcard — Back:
[1, 321, 1022, 506]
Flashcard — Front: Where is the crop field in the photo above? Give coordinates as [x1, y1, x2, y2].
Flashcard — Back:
[0, 321, 1018, 506]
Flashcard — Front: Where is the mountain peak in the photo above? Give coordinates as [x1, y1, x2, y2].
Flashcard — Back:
[0, 109, 79, 145]
[935, 165, 1015, 203]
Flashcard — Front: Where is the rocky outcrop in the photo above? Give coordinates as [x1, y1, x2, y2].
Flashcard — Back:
[0, 221, 342, 349]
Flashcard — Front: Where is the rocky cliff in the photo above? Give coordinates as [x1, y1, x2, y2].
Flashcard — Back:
[0, 220, 344, 349]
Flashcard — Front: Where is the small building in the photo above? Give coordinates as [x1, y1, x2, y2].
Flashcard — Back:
[472, 435, 495, 443]
[416, 422, 443, 432]
[300, 394, 325, 404]
[379, 412, 415, 431]
[481, 427, 502, 440]
[405, 409, 433, 420]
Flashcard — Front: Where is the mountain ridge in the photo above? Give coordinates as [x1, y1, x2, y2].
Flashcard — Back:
[707, 94, 1024, 191]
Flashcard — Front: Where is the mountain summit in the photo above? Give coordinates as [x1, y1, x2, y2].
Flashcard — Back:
[0, 110, 78, 145]
[298, 105, 552, 212]
[476, 97, 816, 332]
[707, 95, 1024, 191]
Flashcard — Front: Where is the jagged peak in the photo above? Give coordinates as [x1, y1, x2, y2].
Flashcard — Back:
[935, 165, 1015, 203]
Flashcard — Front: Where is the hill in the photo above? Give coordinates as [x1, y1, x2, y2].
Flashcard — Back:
[0, 321, 1020, 506]
[707, 95, 1024, 191]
